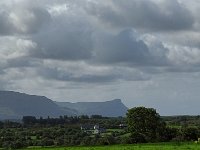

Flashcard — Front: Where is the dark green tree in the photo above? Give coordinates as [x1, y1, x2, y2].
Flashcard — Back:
[126, 107, 165, 142]
[22, 116, 37, 125]
[182, 127, 199, 141]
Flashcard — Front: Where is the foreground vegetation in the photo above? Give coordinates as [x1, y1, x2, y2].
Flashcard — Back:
[20, 143, 200, 150]
[1, 107, 200, 149]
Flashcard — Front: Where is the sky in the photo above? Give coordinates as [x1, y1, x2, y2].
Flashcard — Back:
[0, 0, 200, 115]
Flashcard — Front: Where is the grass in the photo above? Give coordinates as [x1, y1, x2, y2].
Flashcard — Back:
[106, 129, 124, 132]
[119, 133, 131, 137]
[20, 143, 200, 150]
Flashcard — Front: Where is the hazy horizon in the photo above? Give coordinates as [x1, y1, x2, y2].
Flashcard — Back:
[0, 0, 200, 116]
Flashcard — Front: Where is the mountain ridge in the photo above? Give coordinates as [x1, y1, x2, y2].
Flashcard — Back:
[0, 91, 128, 119]
[0, 90, 68, 119]
[55, 99, 128, 117]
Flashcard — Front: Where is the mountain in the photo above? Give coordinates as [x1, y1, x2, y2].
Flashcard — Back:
[55, 99, 128, 117]
[0, 91, 128, 119]
[0, 91, 74, 119]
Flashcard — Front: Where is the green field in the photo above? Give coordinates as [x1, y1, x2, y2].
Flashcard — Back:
[20, 143, 200, 150]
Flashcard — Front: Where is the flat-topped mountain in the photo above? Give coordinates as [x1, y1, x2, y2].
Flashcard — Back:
[0, 91, 128, 119]
[55, 99, 128, 117]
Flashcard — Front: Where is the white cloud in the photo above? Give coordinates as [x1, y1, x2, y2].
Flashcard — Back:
[167, 45, 200, 65]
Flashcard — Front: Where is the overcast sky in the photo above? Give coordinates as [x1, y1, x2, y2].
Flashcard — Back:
[1, 0, 200, 115]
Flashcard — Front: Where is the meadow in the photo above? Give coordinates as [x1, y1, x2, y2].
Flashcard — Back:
[21, 143, 200, 150]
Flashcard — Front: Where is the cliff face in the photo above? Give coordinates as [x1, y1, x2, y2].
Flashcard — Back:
[56, 99, 128, 117]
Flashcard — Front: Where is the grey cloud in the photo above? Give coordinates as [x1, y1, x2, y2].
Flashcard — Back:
[0, 1, 51, 35]
[0, 80, 7, 90]
[94, 30, 150, 64]
[6, 57, 42, 68]
[15, 7, 51, 34]
[0, 0, 192, 69]
[0, 67, 39, 91]
[158, 31, 200, 49]
[36, 64, 150, 83]
[30, 9, 94, 60]
[0, 0, 199, 86]
[31, 28, 93, 60]
[0, 10, 14, 35]
[165, 66, 200, 73]
[0, 37, 40, 69]
[85, 0, 194, 31]
[94, 29, 169, 66]
[39, 68, 117, 83]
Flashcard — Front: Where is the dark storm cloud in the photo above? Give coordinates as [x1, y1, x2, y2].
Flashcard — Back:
[85, 0, 194, 31]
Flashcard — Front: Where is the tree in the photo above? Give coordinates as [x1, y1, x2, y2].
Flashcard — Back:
[159, 127, 178, 141]
[90, 115, 103, 119]
[126, 107, 165, 142]
[182, 127, 199, 141]
[22, 116, 37, 125]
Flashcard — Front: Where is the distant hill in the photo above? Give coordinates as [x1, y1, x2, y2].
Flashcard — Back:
[55, 99, 128, 117]
[0, 91, 128, 119]
[0, 91, 75, 119]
